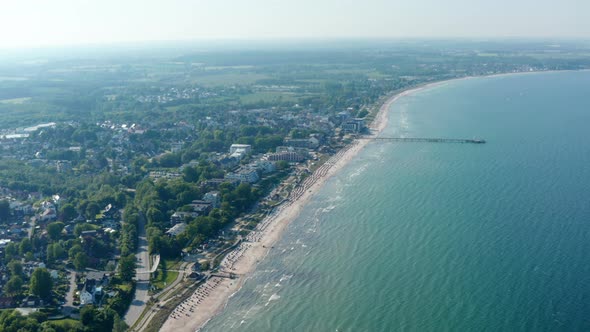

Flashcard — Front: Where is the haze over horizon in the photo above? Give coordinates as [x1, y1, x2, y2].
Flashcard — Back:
[1, 0, 589, 49]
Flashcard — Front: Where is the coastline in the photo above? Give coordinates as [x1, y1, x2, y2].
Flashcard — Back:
[158, 81, 431, 332]
[157, 69, 566, 332]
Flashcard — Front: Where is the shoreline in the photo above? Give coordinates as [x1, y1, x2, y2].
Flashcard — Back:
[157, 69, 571, 332]
[159, 80, 426, 332]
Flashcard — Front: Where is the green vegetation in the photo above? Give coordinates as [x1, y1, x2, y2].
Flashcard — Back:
[1, 41, 590, 331]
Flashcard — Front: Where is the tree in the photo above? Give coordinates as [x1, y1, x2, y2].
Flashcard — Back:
[0, 200, 10, 223]
[182, 166, 200, 183]
[85, 202, 101, 220]
[3, 276, 23, 296]
[19, 238, 32, 256]
[0, 310, 40, 331]
[80, 305, 95, 325]
[68, 244, 83, 261]
[46, 245, 55, 265]
[4, 242, 18, 261]
[112, 314, 128, 332]
[8, 260, 23, 277]
[73, 252, 88, 271]
[118, 254, 136, 282]
[46, 222, 64, 242]
[30, 268, 53, 300]
[59, 203, 77, 221]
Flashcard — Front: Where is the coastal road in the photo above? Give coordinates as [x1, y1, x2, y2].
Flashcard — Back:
[124, 212, 151, 327]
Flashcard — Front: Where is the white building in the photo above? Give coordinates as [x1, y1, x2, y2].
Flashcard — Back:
[230, 144, 252, 154]
[225, 169, 259, 183]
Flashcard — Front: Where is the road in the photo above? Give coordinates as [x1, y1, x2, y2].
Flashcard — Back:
[131, 261, 193, 332]
[124, 212, 151, 327]
[61, 270, 77, 316]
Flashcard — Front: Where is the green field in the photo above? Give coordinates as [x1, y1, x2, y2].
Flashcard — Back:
[239, 91, 299, 104]
[192, 73, 270, 86]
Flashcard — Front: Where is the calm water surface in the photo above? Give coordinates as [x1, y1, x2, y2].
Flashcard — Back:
[203, 71, 590, 332]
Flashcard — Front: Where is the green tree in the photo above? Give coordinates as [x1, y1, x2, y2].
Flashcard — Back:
[46, 222, 64, 242]
[0, 310, 40, 332]
[3, 276, 23, 296]
[30, 268, 53, 300]
[19, 238, 32, 256]
[4, 241, 18, 261]
[0, 200, 10, 223]
[112, 314, 128, 332]
[68, 244, 83, 261]
[59, 203, 77, 221]
[73, 252, 88, 271]
[8, 260, 23, 277]
[118, 254, 136, 282]
[85, 202, 101, 220]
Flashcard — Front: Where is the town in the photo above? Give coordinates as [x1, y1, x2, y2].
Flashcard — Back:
[1, 40, 590, 331]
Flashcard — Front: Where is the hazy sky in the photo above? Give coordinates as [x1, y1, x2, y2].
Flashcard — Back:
[1, 0, 588, 48]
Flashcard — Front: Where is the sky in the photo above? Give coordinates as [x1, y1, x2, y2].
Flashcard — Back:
[0, 0, 589, 48]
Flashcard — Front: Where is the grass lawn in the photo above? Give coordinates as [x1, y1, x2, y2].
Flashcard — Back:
[150, 258, 181, 291]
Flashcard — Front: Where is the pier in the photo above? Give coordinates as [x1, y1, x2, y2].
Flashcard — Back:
[361, 136, 486, 144]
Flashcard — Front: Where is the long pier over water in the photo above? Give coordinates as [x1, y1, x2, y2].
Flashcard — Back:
[360, 136, 486, 144]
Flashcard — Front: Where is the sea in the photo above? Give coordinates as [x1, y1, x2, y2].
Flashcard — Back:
[202, 71, 590, 331]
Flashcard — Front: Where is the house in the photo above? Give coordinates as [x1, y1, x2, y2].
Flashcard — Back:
[103, 204, 116, 218]
[80, 271, 109, 305]
[254, 160, 276, 174]
[190, 200, 212, 216]
[170, 211, 198, 224]
[166, 223, 187, 237]
[202, 191, 220, 208]
[80, 230, 98, 238]
[40, 209, 57, 222]
[21, 295, 42, 307]
[79, 289, 93, 306]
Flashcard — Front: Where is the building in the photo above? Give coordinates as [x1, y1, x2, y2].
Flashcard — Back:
[342, 118, 365, 133]
[266, 151, 305, 162]
[190, 200, 213, 215]
[225, 168, 259, 183]
[171, 142, 183, 153]
[166, 223, 187, 237]
[202, 178, 239, 189]
[284, 136, 320, 149]
[80, 271, 110, 306]
[203, 191, 221, 208]
[170, 211, 198, 224]
[229, 144, 252, 154]
[149, 171, 182, 181]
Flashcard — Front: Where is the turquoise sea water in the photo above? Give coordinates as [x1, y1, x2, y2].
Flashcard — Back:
[203, 71, 590, 331]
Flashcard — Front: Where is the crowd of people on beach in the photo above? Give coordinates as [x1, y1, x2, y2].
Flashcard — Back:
[169, 277, 223, 320]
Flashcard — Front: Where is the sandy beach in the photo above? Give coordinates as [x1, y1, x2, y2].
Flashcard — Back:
[159, 81, 453, 332]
